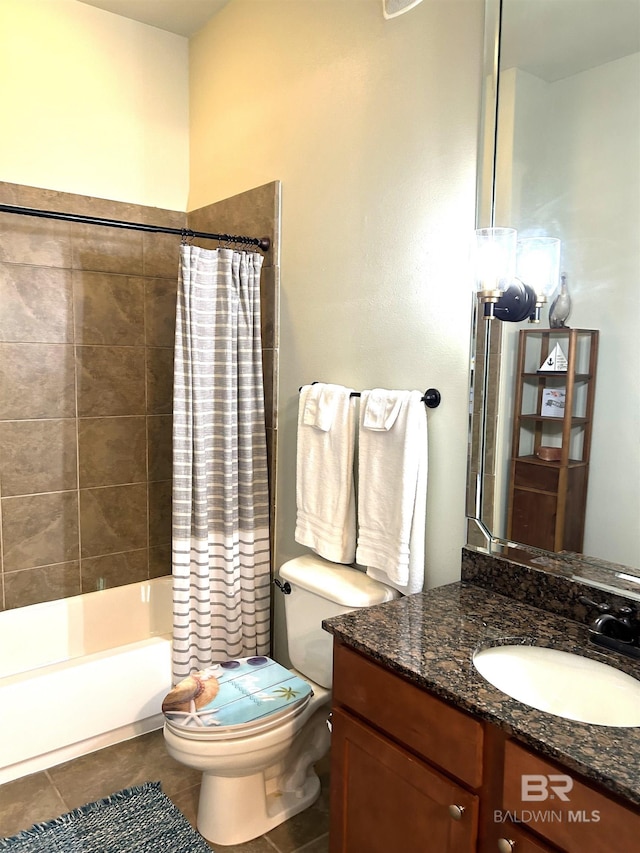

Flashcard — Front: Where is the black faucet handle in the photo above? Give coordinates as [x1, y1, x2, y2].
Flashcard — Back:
[578, 595, 611, 613]
[617, 605, 636, 625]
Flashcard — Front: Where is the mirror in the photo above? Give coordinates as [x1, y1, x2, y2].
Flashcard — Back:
[468, 0, 640, 591]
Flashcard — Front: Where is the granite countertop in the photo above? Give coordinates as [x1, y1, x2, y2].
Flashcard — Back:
[322, 581, 640, 807]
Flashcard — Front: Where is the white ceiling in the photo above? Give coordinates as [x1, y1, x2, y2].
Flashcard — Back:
[501, 0, 640, 82]
[77, 0, 229, 37]
[78, 0, 640, 75]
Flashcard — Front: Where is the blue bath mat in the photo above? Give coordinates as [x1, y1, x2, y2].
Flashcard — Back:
[0, 782, 212, 853]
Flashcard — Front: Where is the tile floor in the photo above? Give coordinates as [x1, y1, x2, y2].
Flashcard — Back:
[0, 729, 330, 852]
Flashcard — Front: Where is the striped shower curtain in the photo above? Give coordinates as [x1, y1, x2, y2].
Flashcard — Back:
[171, 245, 271, 682]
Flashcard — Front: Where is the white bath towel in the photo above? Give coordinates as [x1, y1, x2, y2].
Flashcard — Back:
[356, 389, 428, 595]
[295, 384, 357, 563]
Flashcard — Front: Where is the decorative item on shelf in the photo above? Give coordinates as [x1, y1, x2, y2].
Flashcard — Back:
[541, 387, 566, 418]
[549, 272, 572, 328]
[538, 343, 568, 372]
[536, 446, 563, 462]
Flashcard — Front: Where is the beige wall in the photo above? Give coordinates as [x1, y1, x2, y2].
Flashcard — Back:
[189, 0, 483, 659]
[0, 0, 189, 209]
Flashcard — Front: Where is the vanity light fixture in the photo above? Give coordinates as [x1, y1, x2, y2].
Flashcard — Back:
[516, 236, 561, 324]
[473, 227, 517, 320]
[474, 229, 561, 323]
[382, 0, 424, 18]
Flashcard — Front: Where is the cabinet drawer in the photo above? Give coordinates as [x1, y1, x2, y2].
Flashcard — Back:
[514, 461, 559, 492]
[503, 741, 640, 853]
[332, 643, 483, 788]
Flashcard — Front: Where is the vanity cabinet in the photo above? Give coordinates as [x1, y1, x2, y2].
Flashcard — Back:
[499, 741, 640, 853]
[506, 328, 598, 553]
[330, 642, 482, 852]
[329, 641, 640, 853]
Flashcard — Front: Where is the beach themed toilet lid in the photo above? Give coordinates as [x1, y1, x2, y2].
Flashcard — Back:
[161, 656, 312, 736]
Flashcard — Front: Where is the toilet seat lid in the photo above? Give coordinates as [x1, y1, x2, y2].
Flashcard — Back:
[162, 656, 313, 736]
[164, 693, 312, 741]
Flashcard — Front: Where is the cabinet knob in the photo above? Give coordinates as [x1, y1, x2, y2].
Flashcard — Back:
[448, 804, 465, 821]
[497, 839, 515, 853]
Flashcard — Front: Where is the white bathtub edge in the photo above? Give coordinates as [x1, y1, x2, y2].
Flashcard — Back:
[0, 713, 165, 786]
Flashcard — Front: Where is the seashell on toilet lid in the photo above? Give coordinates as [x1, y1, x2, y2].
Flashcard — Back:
[162, 655, 313, 732]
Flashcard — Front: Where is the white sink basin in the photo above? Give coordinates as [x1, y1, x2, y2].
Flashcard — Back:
[473, 644, 640, 727]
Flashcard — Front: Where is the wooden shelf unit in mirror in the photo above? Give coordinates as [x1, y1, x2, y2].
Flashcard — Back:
[507, 329, 599, 553]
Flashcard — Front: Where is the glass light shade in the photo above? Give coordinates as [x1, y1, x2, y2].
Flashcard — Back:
[517, 237, 561, 299]
[383, 0, 424, 18]
[473, 227, 517, 296]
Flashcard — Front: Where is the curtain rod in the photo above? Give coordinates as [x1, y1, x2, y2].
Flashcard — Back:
[0, 203, 271, 252]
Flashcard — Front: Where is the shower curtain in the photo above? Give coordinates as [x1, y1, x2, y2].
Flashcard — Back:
[171, 245, 271, 682]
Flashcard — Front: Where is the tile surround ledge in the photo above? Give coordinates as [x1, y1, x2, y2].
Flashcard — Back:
[323, 550, 640, 808]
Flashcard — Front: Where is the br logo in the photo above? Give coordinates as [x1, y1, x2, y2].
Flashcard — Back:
[521, 774, 573, 802]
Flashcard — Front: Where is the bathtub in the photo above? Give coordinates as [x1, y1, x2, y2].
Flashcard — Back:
[0, 576, 173, 784]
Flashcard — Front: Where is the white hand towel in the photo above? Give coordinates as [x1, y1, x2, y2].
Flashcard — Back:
[361, 388, 403, 431]
[302, 383, 342, 432]
[356, 389, 428, 595]
[295, 384, 357, 563]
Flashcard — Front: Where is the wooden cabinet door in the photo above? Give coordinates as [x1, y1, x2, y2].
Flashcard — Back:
[503, 741, 640, 853]
[494, 822, 565, 852]
[329, 708, 478, 853]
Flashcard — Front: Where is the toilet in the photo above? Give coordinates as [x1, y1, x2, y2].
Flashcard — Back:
[162, 553, 399, 846]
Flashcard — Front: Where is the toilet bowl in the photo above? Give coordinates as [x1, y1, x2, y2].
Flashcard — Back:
[162, 555, 398, 846]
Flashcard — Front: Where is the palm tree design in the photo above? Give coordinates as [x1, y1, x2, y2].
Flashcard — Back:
[272, 686, 299, 701]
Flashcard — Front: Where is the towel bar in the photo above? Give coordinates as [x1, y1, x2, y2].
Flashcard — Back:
[298, 384, 441, 409]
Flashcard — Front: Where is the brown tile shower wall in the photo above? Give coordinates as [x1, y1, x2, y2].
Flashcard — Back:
[0, 181, 280, 611]
[0, 182, 184, 610]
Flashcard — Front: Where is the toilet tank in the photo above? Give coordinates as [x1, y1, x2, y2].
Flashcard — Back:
[279, 554, 399, 689]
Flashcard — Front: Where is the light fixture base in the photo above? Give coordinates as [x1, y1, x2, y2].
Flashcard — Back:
[492, 279, 537, 323]
[477, 288, 504, 303]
